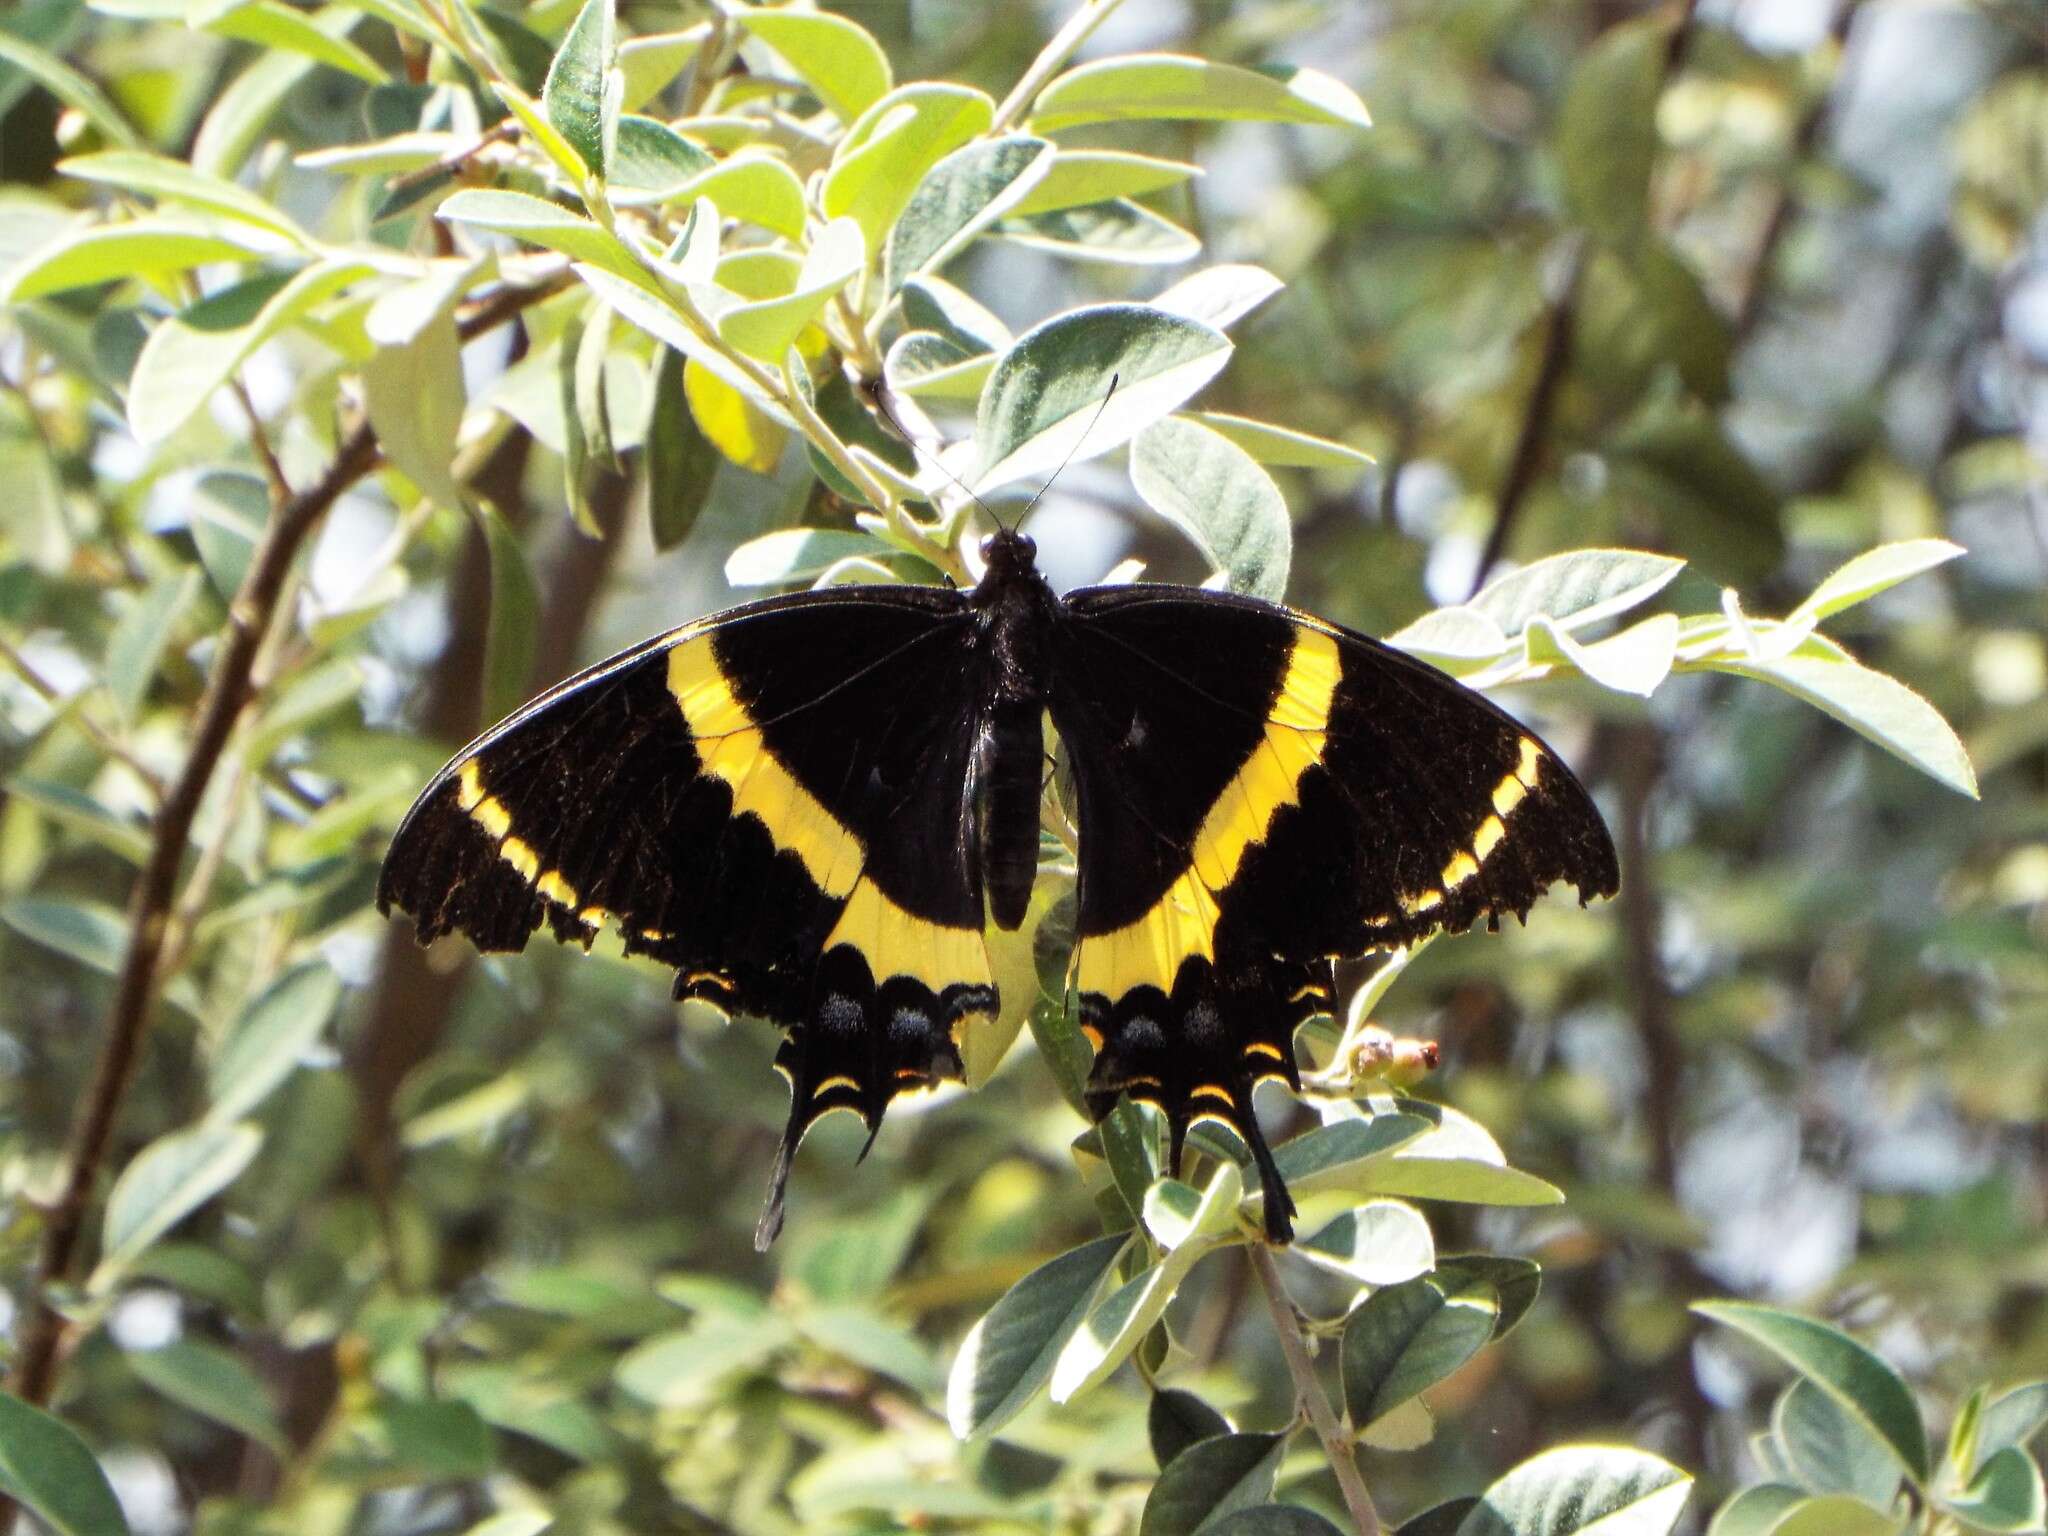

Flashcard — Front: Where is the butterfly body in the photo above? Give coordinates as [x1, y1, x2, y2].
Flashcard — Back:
[379, 529, 1619, 1246]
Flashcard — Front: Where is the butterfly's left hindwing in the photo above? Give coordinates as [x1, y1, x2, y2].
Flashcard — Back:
[377, 587, 996, 1246]
[1050, 587, 1619, 1238]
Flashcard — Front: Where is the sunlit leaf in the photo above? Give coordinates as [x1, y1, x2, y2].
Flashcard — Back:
[1789, 539, 1967, 625]
[1130, 415, 1292, 600]
[946, 1232, 1127, 1438]
[543, 0, 615, 177]
[732, 6, 890, 122]
[1455, 1446, 1692, 1535]
[1030, 54, 1370, 132]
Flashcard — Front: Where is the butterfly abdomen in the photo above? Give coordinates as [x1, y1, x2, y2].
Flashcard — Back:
[971, 544, 1060, 931]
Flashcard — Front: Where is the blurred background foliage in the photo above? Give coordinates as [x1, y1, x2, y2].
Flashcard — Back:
[0, 0, 2044, 1532]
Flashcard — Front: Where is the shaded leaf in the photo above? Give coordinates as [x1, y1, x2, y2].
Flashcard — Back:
[542, 0, 614, 177]
[104, 567, 200, 724]
[1140, 1431, 1288, 1536]
[1013, 149, 1201, 217]
[1341, 1274, 1498, 1427]
[1557, 18, 1665, 246]
[127, 1340, 286, 1453]
[1001, 200, 1201, 266]
[1942, 1446, 2046, 1534]
[885, 134, 1051, 292]
[0, 1393, 128, 1536]
[646, 344, 717, 550]
[1693, 1302, 1931, 1483]
[94, 1121, 264, 1290]
[945, 1232, 1127, 1438]
[974, 304, 1232, 494]
[206, 958, 344, 1125]
[1149, 1389, 1231, 1469]
[1130, 415, 1292, 600]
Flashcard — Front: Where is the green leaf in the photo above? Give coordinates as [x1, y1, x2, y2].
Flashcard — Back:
[1012, 149, 1201, 217]
[94, 1121, 264, 1291]
[573, 264, 788, 418]
[1776, 1378, 1907, 1507]
[462, 1514, 552, 1536]
[901, 274, 1010, 353]
[127, 259, 372, 444]
[1556, 17, 1666, 247]
[63, 162, 265, 248]
[1471, 548, 1685, 636]
[1943, 1447, 2046, 1533]
[439, 189, 645, 283]
[612, 23, 706, 111]
[1140, 1431, 1288, 1536]
[1692, 1301, 1931, 1483]
[1001, 200, 1201, 266]
[725, 529, 886, 588]
[491, 80, 589, 186]
[1454, 1446, 1693, 1535]
[1401, 1500, 1482, 1536]
[1, 220, 281, 302]
[672, 153, 807, 239]
[646, 344, 717, 551]
[608, 114, 714, 199]
[104, 567, 200, 724]
[1051, 1163, 1242, 1403]
[731, 6, 890, 122]
[946, 1232, 1128, 1439]
[1254, 1114, 1434, 1209]
[1756, 1497, 1907, 1536]
[199, 1, 386, 85]
[1704, 1485, 1808, 1536]
[374, 1399, 497, 1478]
[1149, 1389, 1231, 1469]
[362, 303, 466, 508]
[717, 217, 863, 362]
[1978, 1384, 2048, 1472]
[1188, 412, 1372, 471]
[1524, 613, 1680, 697]
[1432, 1256, 1542, 1340]
[1341, 1273, 1498, 1427]
[1296, 1200, 1436, 1286]
[1151, 264, 1285, 330]
[479, 506, 540, 726]
[1707, 638, 1978, 800]
[0, 1393, 128, 1536]
[2, 897, 128, 973]
[4, 781, 149, 865]
[1388, 607, 1514, 672]
[0, 29, 141, 149]
[885, 135, 1052, 292]
[573, 301, 618, 475]
[1344, 1119, 1566, 1209]
[885, 331, 993, 400]
[822, 82, 994, 249]
[1030, 54, 1370, 133]
[973, 304, 1232, 494]
[1130, 415, 1292, 600]
[127, 1340, 286, 1453]
[206, 959, 343, 1125]
[1789, 539, 1967, 624]
[543, 0, 615, 178]
[188, 471, 264, 600]
[191, 15, 361, 178]
[1205, 1510, 1348, 1536]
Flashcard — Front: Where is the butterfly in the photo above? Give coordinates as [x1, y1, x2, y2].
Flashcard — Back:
[378, 527, 1619, 1247]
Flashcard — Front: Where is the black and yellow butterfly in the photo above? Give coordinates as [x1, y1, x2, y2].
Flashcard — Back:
[378, 529, 1618, 1246]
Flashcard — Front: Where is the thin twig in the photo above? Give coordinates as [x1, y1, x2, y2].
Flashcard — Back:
[0, 636, 166, 801]
[991, 0, 1132, 133]
[231, 379, 293, 509]
[1248, 1245, 1382, 1536]
[1465, 0, 1705, 598]
[1733, 0, 1864, 340]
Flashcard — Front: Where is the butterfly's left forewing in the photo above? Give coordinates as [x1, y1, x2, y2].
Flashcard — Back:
[1049, 586, 1619, 1238]
[378, 586, 996, 1245]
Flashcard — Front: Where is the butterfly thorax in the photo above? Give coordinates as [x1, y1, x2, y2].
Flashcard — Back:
[970, 530, 1058, 930]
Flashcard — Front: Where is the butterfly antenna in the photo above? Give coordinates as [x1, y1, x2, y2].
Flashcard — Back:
[1015, 372, 1120, 534]
[863, 377, 1007, 531]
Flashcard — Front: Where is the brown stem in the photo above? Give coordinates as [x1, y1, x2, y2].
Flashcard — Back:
[1248, 1245, 1382, 1536]
[2, 274, 557, 1426]
[1466, 247, 1584, 599]
[1466, 0, 1706, 598]
[1733, 0, 1864, 341]
[5, 422, 381, 1410]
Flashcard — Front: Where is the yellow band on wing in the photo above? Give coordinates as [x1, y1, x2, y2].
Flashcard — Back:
[1077, 628, 1340, 999]
[668, 638, 864, 899]
[824, 876, 992, 996]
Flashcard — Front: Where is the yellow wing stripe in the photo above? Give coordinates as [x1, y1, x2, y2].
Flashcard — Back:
[1405, 735, 1545, 913]
[1076, 627, 1340, 999]
[455, 760, 598, 927]
[667, 638, 863, 899]
[824, 876, 992, 996]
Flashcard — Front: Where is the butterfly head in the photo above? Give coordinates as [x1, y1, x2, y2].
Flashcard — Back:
[979, 528, 1038, 581]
